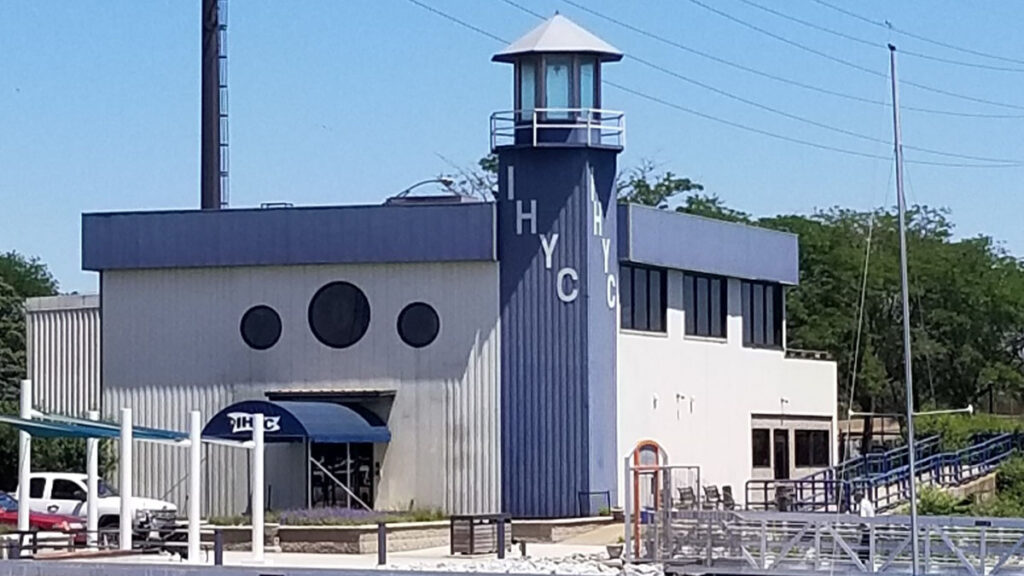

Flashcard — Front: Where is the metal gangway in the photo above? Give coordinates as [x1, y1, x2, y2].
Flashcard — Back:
[640, 508, 1024, 576]
[745, 434, 1021, 513]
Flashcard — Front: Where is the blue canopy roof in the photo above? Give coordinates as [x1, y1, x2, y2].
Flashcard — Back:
[0, 414, 187, 441]
[202, 400, 391, 444]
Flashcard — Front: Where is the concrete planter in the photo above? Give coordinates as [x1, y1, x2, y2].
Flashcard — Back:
[278, 521, 450, 554]
[202, 524, 279, 551]
[511, 516, 615, 543]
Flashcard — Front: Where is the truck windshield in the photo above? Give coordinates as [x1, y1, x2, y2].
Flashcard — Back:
[97, 480, 118, 497]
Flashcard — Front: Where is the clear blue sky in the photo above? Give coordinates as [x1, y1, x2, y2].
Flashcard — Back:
[2, 1, 1022, 293]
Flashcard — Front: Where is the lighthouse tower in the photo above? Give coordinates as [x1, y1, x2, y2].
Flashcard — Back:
[491, 15, 625, 517]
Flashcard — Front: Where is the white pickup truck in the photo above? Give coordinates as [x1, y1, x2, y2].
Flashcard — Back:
[17, 472, 178, 539]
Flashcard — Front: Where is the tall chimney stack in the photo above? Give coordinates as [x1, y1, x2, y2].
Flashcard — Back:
[201, 0, 227, 209]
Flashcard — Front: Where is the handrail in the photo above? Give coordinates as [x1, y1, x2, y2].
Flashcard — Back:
[749, 434, 1019, 512]
[490, 108, 625, 150]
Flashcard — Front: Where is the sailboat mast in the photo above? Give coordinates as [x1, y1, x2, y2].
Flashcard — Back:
[889, 43, 920, 575]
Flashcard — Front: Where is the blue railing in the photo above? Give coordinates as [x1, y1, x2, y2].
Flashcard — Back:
[801, 435, 942, 485]
[746, 434, 1020, 512]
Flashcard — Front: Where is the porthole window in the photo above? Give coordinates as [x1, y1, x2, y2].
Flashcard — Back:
[240, 305, 282, 350]
[308, 281, 371, 349]
[397, 302, 440, 348]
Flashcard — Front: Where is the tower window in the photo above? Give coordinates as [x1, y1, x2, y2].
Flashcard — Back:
[545, 55, 571, 119]
[240, 305, 282, 351]
[519, 59, 536, 116]
[397, 302, 440, 349]
[620, 264, 666, 333]
[580, 57, 596, 110]
[308, 281, 371, 349]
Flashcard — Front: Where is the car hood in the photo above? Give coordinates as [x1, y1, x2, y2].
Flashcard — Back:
[77, 496, 177, 514]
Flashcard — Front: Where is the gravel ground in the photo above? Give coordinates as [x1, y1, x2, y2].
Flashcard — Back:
[387, 553, 664, 575]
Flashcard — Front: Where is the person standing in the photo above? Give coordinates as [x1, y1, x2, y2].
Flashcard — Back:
[857, 490, 875, 563]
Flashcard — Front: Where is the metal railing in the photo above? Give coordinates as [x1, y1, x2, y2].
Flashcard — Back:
[490, 108, 625, 150]
[747, 435, 1018, 513]
[650, 509, 1024, 575]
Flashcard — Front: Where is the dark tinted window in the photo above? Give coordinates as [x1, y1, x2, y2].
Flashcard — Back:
[795, 430, 830, 468]
[752, 428, 771, 468]
[741, 280, 784, 348]
[308, 281, 371, 349]
[619, 265, 667, 333]
[52, 479, 84, 500]
[397, 302, 440, 348]
[29, 478, 45, 498]
[240, 305, 282, 350]
[683, 273, 727, 338]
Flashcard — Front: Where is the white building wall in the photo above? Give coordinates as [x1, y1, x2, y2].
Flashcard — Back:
[617, 272, 837, 505]
[101, 262, 500, 516]
[25, 294, 101, 417]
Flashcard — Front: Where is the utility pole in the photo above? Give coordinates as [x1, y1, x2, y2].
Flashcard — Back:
[889, 43, 919, 576]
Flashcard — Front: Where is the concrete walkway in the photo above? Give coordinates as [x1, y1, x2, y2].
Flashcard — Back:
[561, 523, 624, 546]
[79, 543, 611, 569]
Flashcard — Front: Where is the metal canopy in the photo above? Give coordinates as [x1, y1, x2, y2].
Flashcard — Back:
[0, 414, 186, 441]
[202, 400, 391, 444]
[492, 13, 623, 62]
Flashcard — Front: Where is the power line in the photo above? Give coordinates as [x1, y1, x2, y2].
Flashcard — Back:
[404, 0, 507, 44]
[628, 55, 1021, 165]
[810, 0, 1024, 67]
[735, 0, 1024, 73]
[555, 0, 1024, 120]
[684, 0, 1024, 111]
[605, 81, 1014, 169]
[404, 0, 1019, 168]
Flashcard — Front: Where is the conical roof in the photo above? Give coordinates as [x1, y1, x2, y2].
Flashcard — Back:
[493, 13, 622, 63]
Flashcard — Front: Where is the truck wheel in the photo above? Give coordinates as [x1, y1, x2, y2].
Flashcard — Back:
[98, 517, 119, 548]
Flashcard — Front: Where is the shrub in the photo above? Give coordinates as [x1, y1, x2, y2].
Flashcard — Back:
[916, 485, 970, 516]
[208, 507, 446, 526]
[915, 414, 1024, 451]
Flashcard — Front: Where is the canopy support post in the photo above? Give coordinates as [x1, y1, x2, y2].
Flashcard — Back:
[119, 408, 133, 551]
[189, 410, 202, 563]
[87, 410, 100, 549]
[251, 413, 265, 563]
[18, 380, 31, 534]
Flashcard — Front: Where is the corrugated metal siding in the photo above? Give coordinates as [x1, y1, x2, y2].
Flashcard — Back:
[25, 295, 101, 417]
[101, 262, 500, 517]
[497, 147, 619, 517]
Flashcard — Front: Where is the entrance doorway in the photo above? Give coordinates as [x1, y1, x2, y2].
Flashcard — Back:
[773, 429, 790, 480]
[310, 443, 375, 508]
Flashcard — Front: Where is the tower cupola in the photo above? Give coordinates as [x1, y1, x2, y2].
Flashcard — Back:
[491, 14, 624, 148]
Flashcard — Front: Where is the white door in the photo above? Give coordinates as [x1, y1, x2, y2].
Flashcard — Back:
[48, 478, 87, 516]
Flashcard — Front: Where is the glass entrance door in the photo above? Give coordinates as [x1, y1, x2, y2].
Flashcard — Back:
[310, 443, 375, 508]
[773, 429, 791, 480]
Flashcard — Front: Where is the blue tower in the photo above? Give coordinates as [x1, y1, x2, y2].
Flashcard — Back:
[491, 15, 625, 517]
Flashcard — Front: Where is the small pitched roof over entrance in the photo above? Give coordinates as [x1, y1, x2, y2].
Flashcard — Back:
[493, 14, 623, 62]
[202, 400, 391, 444]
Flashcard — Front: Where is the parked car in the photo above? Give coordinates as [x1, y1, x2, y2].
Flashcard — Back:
[16, 472, 178, 541]
[0, 491, 86, 545]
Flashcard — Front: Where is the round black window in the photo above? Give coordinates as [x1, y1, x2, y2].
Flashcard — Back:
[397, 302, 440, 348]
[308, 281, 371, 349]
[240, 305, 282, 350]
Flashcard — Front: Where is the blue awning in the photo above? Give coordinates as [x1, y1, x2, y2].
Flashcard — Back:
[202, 400, 391, 444]
[0, 415, 187, 441]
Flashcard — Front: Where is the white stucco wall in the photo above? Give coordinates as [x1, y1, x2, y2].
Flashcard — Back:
[617, 272, 837, 506]
[100, 261, 500, 516]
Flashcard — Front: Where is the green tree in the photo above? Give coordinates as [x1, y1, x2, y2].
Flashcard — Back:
[0, 252, 87, 490]
[616, 159, 704, 209]
[0, 251, 58, 299]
